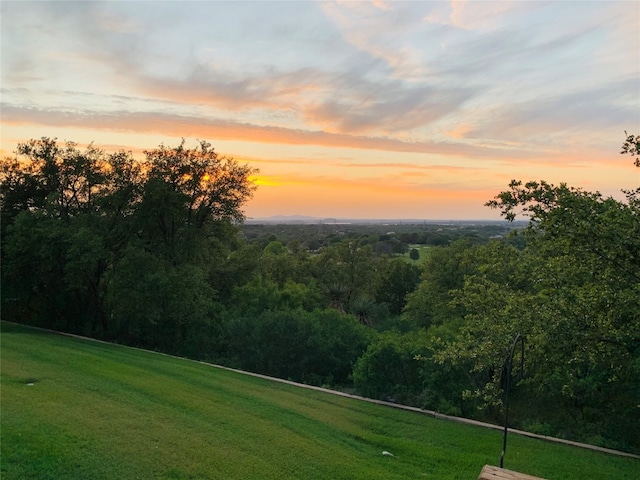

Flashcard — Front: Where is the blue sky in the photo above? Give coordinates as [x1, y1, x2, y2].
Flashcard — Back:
[2, 1, 638, 219]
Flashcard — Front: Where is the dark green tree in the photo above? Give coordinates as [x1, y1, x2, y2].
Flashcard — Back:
[135, 139, 256, 263]
[348, 295, 376, 327]
[1, 139, 129, 333]
[226, 308, 370, 386]
[442, 134, 640, 451]
[374, 258, 421, 316]
[314, 240, 380, 309]
[403, 239, 476, 329]
[352, 331, 427, 403]
[1, 138, 257, 353]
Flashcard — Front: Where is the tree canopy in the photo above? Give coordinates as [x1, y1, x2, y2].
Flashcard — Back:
[1, 138, 256, 342]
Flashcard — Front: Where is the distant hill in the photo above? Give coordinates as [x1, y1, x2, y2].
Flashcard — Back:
[247, 215, 321, 223]
[245, 215, 517, 225]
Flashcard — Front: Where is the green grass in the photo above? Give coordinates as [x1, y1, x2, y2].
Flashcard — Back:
[402, 244, 432, 264]
[1, 322, 638, 480]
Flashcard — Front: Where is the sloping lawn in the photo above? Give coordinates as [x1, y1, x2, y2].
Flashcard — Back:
[1, 322, 638, 479]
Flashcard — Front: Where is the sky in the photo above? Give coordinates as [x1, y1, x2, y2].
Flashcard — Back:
[1, 0, 639, 220]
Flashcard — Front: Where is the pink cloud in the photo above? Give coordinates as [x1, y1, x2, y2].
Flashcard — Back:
[2, 105, 527, 159]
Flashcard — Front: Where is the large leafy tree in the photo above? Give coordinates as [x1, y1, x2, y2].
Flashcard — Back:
[1, 139, 130, 332]
[443, 134, 640, 451]
[374, 257, 421, 316]
[1, 138, 257, 349]
[403, 239, 477, 329]
[134, 140, 256, 262]
[110, 140, 256, 346]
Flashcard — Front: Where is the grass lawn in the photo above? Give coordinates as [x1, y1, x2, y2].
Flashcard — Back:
[2, 322, 638, 480]
[402, 244, 432, 264]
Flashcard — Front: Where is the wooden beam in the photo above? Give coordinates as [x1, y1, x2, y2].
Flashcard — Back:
[477, 465, 547, 480]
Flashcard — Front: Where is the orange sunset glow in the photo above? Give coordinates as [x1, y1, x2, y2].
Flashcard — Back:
[1, 1, 638, 220]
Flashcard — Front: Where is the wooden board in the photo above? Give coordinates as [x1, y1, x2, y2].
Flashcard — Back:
[477, 465, 547, 480]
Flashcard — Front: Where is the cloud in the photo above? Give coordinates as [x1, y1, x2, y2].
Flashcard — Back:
[1, 104, 515, 159]
[127, 44, 481, 136]
[243, 155, 481, 175]
[301, 74, 480, 134]
[2, 1, 478, 137]
[449, 0, 531, 31]
[10, 0, 633, 148]
[137, 65, 325, 113]
[462, 77, 639, 145]
[319, 1, 442, 79]
[248, 169, 491, 196]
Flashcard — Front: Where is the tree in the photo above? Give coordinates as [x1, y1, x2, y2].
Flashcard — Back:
[409, 248, 420, 261]
[324, 282, 350, 313]
[348, 295, 376, 326]
[314, 240, 380, 307]
[442, 134, 640, 451]
[1, 139, 133, 333]
[403, 239, 476, 329]
[226, 308, 370, 386]
[135, 140, 257, 263]
[115, 141, 257, 349]
[374, 258, 421, 316]
[620, 131, 640, 167]
[352, 331, 427, 403]
[1, 138, 257, 353]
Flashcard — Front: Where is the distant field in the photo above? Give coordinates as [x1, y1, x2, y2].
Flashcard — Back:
[403, 244, 432, 264]
[2, 322, 638, 480]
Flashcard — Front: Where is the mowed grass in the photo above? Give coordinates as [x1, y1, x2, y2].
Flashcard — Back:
[1, 322, 638, 480]
[402, 244, 432, 264]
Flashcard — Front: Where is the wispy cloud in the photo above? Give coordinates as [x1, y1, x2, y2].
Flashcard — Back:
[2, 104, 544, 160]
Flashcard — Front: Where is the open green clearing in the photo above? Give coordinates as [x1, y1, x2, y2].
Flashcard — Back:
[2, 322, 638, 480]
[402, 244, 432, 264]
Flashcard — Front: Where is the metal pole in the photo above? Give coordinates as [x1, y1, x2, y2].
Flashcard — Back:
[500, 333, 524, 468]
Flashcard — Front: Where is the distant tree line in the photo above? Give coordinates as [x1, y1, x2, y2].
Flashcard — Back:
[240, 221, 515, 254]
[2, 135, 638, 453]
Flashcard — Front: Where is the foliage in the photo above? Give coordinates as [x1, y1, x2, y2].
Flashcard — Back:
[439, 134, 640, 451]
[374, 258, 421, 316]
[315, 241, 380, 305]
[620, 131, 640, 167]
[1, 138, 256, 342]
[403, 239, 476, 329]
[352, 331, 427, 402]
[224, 308, 371, 386]
[229, 276, 324, 315]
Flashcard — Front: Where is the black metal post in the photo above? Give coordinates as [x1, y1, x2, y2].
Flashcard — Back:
[500, 333, 524, 469]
